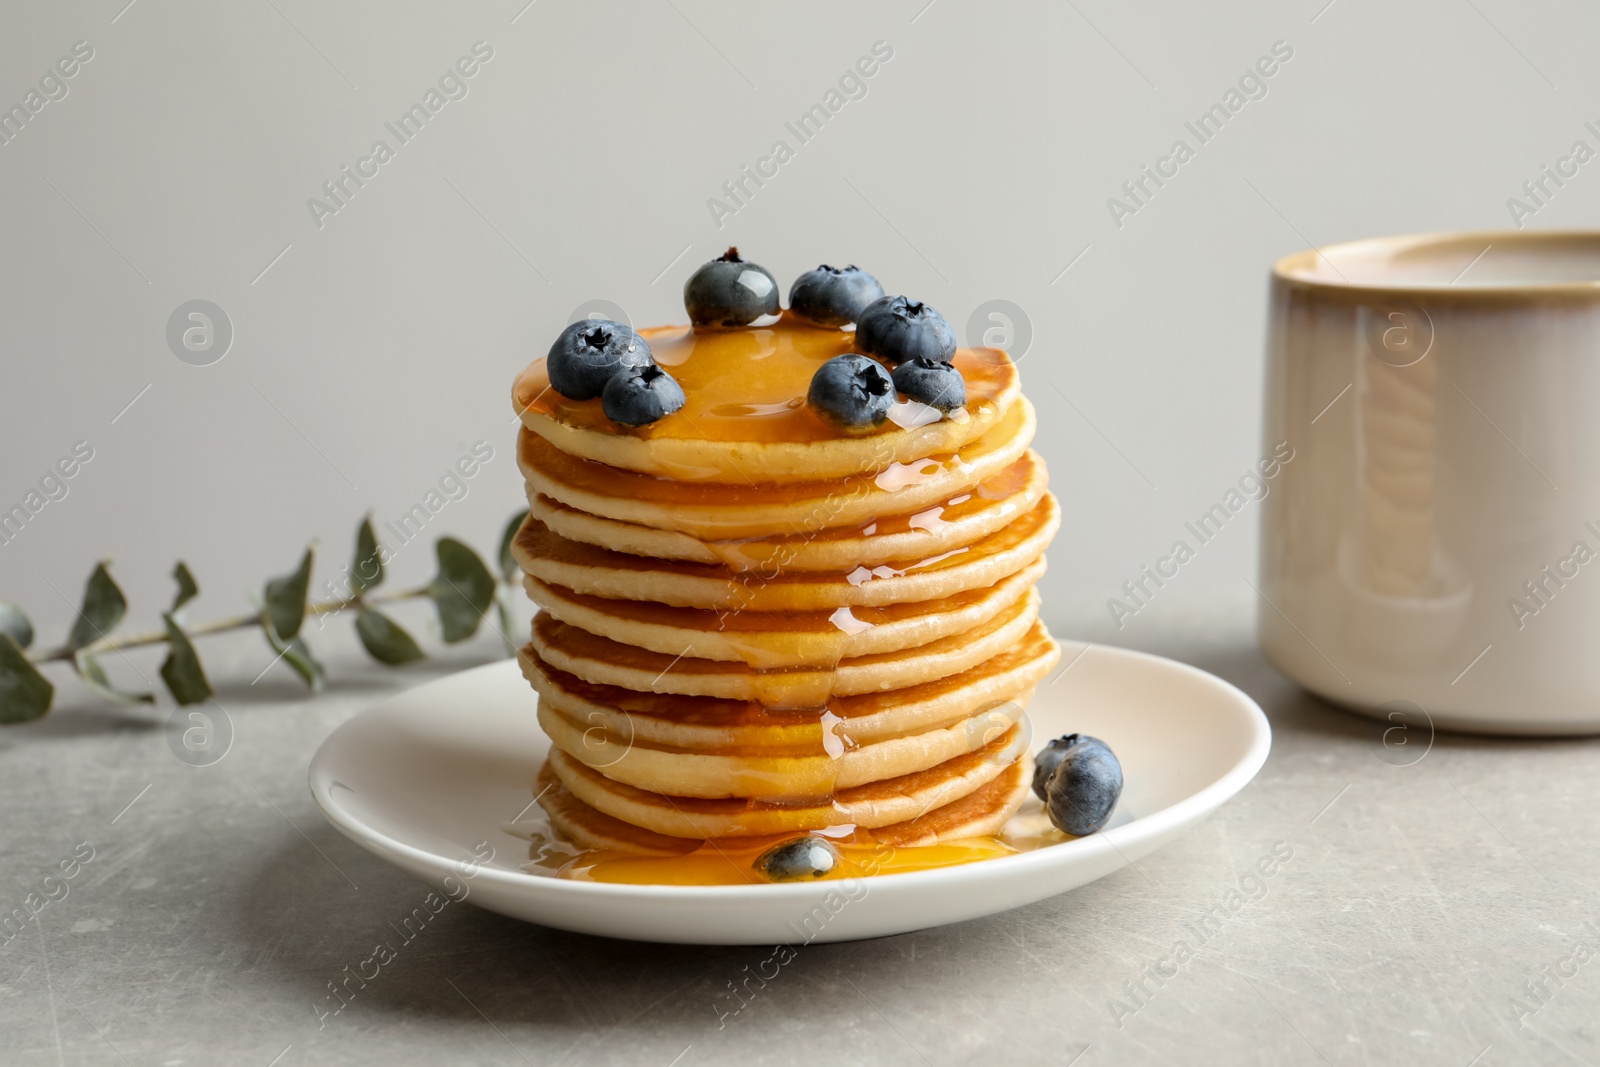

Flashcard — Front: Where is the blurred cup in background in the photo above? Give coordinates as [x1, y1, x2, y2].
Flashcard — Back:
[1260, 231, 1600, 735]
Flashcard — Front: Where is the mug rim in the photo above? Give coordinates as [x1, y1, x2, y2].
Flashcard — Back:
[1273, 230, 1600, 299]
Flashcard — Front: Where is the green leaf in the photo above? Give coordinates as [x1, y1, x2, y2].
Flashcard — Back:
[170, 562, 199, 614]
[159, 614, 213, 705]
[263, 619, 325, 693]
[495, 588, 518, 658]
[351, 514, 384, 594]
[264, 546, 314, 640]
[74, 650, 154, 705]
[499, 509, 529, 580]
[428, 537, 496, 643]
[0, 602, 34, 650]
[67, 562, 127, 652]
[0, 633, 52, 723]
[355, 607, 425, 665]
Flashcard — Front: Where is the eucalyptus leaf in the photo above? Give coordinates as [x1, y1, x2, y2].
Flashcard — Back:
[159, 614, 213, 706]
[0, 602, 33, 651]
[171, 562, 199, 614]
[264, 546, 314, 640]
[0, 633, 52, 723]
[263, 619, 325, 693]
[428, 537, 496, 643]
[74, 650, 154, 705]
[355, 607, 425, 665]
[351, 515, 384, 594]
[495, 587, 518, 658]
[498, 509, 529, 580]
[67, 562, 127, 652]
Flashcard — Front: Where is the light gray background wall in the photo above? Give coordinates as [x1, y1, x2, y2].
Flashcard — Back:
[1, 0, 1591, 666]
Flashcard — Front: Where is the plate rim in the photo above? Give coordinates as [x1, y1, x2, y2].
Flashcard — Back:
[309, 642, 1271, 901]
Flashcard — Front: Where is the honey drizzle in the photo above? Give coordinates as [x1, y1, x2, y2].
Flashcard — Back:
[691, 453, 1033, 571]
[515, 315, 1014, 445]
[529, 628, 1055, 751]
[716, 607, 853, 816]
[520, 493, 1052, 618]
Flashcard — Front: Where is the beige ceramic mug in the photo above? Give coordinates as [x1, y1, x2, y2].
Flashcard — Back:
[1260, 231, 1600, 735]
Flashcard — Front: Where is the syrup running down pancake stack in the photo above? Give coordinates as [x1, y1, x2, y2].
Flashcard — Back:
[509, 265, 1059, 882]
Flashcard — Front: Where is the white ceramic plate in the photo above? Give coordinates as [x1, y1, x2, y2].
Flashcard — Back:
[309, 644, 1270, 945]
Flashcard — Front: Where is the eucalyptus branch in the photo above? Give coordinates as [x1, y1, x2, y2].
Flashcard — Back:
[33, 585, 437, 663]
[0, 510, 529, 724]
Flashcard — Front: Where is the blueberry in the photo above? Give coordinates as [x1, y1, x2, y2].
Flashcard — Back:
[754, 835, 840, 882]
[602, 364, 686, 426]
[684, 247, 780, 327]
[1031, 733, 1111, 800]
[546, 319, 653, 401]
[808, 354, 894, 433]
[891, 357, 965, 413]
[855, 295, 957, 365]
[1035, 734, 1123, 836]
[788, 264, 886, 328]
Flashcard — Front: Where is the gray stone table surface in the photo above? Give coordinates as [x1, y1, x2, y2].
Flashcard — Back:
[2, 617, 1596, 1067]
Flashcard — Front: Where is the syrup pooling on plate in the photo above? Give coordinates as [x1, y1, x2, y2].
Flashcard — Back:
[508, 801, 1024, 886]
[556, 835, 1018, 886]
[512, 752, 1050, 884]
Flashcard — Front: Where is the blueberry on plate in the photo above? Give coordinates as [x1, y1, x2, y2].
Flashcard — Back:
[855, 295, 957, 365]
[788, 264, 885, 328]
[546, 319, 653, 400]
[754, 835, 841, 882]
[808, 353, 894, 433]
[602, 364, 686, 426]
[684, 247, 780, 327]
[1034, 734, 1123, 836]
[1033, 733, 1102, 800]
[891, 356, 965, 413]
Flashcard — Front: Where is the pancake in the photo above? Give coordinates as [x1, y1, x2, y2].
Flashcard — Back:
[525, 449, 1051, 571]
[517, 397, 1036, 541]
[519, 625, 1059, 751]
[537, 687, 1027, 799]
[512, 494, 1058, 612]
[522, 556, 1046, 669]
[870, 753, 1033, 847]
[545, 721, 1029, 838]
[524, 594, 1044, 701]
[532, 761, 698, 857]
[508, 306, 1058, 878]
[513, 320, 1021, 484]
[530, 753, 1034, 859]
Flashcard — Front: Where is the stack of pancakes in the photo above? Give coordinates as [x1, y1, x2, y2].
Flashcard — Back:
[510, 321, 1059, 860]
